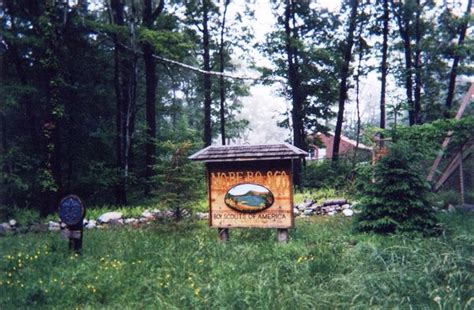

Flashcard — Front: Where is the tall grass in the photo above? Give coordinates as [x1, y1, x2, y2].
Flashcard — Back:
[0, 212, 472, 309]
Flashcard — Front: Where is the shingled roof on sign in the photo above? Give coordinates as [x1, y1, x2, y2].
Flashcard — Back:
[189, 143, 308, 162]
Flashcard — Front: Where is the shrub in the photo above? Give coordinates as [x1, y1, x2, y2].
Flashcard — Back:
[429, 190, 462, 209]
[152, 141, 205, 219]
[12, 207, 41, 226]
[302, 160, 353, 189]
[354, 142, 438, 234]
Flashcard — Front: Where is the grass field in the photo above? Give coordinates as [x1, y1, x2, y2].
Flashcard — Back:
[1, 212, 472, 309]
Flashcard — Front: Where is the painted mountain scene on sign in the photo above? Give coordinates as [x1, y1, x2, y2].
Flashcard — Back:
[224, 184, 274, 213]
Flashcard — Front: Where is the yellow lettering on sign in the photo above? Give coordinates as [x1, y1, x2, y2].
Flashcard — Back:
[246, 171, 254, 182]
[211, 170, 289, 191]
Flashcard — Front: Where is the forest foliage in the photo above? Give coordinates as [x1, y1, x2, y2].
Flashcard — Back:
[0, 0, 472, 216]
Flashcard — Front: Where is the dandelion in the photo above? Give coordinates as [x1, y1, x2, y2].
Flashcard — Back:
[8, 273, 12, 277]
[434, 296, 441, 303]
[194, 287, 201, 296]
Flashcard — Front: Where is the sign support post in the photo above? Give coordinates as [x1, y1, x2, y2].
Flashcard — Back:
[218, 228, 229, 241]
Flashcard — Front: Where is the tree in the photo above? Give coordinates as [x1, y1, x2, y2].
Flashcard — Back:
[202, 0, 213, 146]
[332, 0, 360, 162]
[110, 0, 140, 204]
[390, 0, 416, 125]
[354, 142, 438, 234]
[142, 0, 164, 195]
[379, 0, 389, 136]
[445, 0, 473, 110]
[262, 1, 339, 184]
[218, 0, 230, 145]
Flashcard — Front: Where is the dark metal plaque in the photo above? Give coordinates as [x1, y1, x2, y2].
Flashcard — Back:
[59, 195, 85, 226]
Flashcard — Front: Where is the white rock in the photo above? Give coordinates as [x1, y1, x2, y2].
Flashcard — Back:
[303, 209, 314, 216]
[342, 204, 351, 210]
[293, 208, 300, 216]
[48, 221, 60, 231]
[142, 210, 154, 219]
[124, 218, 137, 224]
[323, 198, 347, 206]
[86, 220, 97, 229]
[327, 211, 337, 216]
[297, 200, 315, 211]
[109, 219, 124, 226]
[343, 209, 354, 217]
[9, 219, 17, 227]
[195, 212, 209, 220]
[97, 212, 123, 224]
[1, 222, 11, 230]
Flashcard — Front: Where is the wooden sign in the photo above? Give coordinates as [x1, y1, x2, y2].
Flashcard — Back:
[189, 143, 307, 241]
[207, 160, 293, 229]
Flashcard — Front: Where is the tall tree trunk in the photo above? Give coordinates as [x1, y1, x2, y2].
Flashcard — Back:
[445, 0, 472, 109]
[143, 0, 164, 195]
[219, 0, 229, 145]
[332, 0, 359, 162]
[41, 3, 66, 214]
[379, 0, 389, 145]
[352, 49, 363, 175]
[391, 0, 415, 125]
[413, 0, 422, 124]
[284, 0, 304, 186]
[5, 3, 39, 150]
[111, 0, 128, 204]
[352, 18, 366, 173]
[203, 0, 212, 146]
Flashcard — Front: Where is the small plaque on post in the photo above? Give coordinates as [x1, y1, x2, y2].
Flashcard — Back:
[59, 195, 85, 254]
[59, 195, 85, 226]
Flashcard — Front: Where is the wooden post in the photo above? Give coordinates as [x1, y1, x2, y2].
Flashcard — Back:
[277, 229, 288, 243]
[218, 228, 229, 242]
[68, 221, 83, 254]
